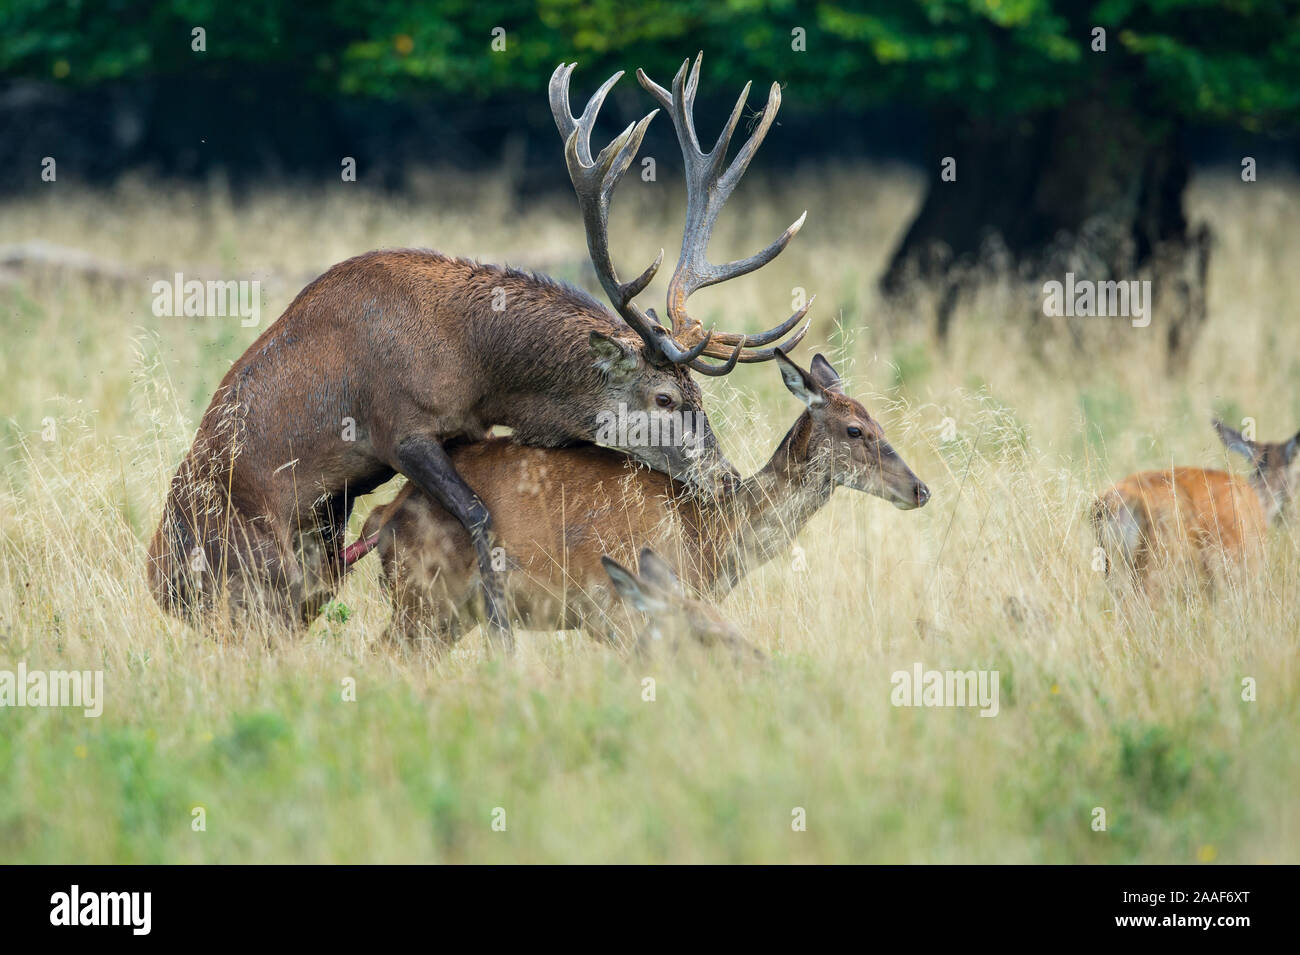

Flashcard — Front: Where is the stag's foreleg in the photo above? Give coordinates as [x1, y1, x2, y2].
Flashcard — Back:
[394, 435, 513, 651]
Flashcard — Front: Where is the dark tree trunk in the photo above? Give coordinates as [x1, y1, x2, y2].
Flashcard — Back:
[882, 95, 1211, 370]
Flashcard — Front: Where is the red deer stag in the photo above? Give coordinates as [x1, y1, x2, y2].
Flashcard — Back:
[356, 350, 929, 651]
[1093, 418, 1300, 589]
[146, 54, 810, 646]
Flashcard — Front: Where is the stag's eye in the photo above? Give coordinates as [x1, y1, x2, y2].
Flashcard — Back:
[655, 393, 675, 409]
[847, 426, 863, 439]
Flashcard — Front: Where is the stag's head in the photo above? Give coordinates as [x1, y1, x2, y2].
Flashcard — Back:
[584, 327, 720, 483]
[551, 54, 813, 491]
[1213, 418, 1300, 522]
[775, 351, 930, 510]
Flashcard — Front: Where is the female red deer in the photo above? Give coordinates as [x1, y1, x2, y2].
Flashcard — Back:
[146, 54, 810, 647]
[356, 350, 929, 650]
[1092, 419, 1300, 588]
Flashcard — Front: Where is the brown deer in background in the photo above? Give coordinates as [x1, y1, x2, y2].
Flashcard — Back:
[356, 350, 929, 650]
[1092, 418, 1300, 589]
[146, 54, 810, 646]
[601, 548, 764, 661]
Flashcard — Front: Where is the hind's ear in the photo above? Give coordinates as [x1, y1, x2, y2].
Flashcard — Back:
[1285, 429, 1300, 463]
[1213, 419, 1256, 460]
[809, 354, 843, 394]
[637, 548, 685, 597]
[775, 349, 825, 408]
[602, 555, 664, 613]
[590, 332, 640, 382]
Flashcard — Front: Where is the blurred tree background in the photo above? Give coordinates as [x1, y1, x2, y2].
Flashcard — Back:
[2, 0, 1297, 361]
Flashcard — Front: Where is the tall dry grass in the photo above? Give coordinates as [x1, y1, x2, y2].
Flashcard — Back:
[0, 162, 1296, 862]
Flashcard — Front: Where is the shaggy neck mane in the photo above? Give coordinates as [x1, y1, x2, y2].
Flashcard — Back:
[450, 257, 635, 401]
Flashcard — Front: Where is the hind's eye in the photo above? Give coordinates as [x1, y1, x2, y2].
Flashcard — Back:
[847, 426, 863, 438]
[655, 393, 675, 409]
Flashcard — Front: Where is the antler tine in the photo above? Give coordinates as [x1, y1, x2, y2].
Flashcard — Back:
[559, 112, 660, 299]
[717, 80, 781, 195]
[716, 313, 812, 363]
[548, 64, 580, 146]
[551, 62, 710, 362]
[636, 52, 812, 368]
[689, 341, 743, 376]
[693, 208, 806, 300]
[690, 307, 811, 370]
[707, 293, 815, 348]
[711, 79, 751, 179]
[644, 308, 714, 361]
[550, 63, 626, 166]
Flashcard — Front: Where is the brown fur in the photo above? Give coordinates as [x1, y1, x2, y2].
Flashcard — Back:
[1093, 419, 1300, 589]
[146, 249, 720, 628]
[360, 353, 929, 650]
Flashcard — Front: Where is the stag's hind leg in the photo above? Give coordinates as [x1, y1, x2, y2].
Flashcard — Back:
[148, 500, 302, 634]
[296, 490, 363, 624]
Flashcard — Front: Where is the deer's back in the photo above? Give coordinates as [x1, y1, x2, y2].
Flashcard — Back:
[157, 251, 624, 553]
[452, 440, 689, 570]
[1096, 467, 1265, 562]
[365, 439, 702, 623]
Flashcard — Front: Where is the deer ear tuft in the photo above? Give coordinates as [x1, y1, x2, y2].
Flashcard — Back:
[589, 332, 640, 381]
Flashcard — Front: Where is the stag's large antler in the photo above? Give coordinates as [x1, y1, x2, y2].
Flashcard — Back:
[637, 53, 813, 373]
[549, 63, 715, 367]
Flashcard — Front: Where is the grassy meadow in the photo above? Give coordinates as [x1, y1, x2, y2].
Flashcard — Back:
[1, 163, 1297, 863]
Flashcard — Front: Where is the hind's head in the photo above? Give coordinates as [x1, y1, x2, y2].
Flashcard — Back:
[775, 351, 930, 510]
[1214, 418, 1300, 521]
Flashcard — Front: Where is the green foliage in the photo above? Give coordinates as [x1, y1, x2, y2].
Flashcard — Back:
[1, 1, 1296, 130]
[321, 600, 352, 624]
[1117, 722, 1197, 810]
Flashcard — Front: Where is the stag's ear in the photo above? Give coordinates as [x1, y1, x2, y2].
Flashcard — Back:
[589, 331, 640, 382]
[809, 354, 843, 394]
[775, 348, 825, 408]
[637, 548, 686, 597]
[1213, 419, 1256, 460]
[602, 555, 665, 613]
